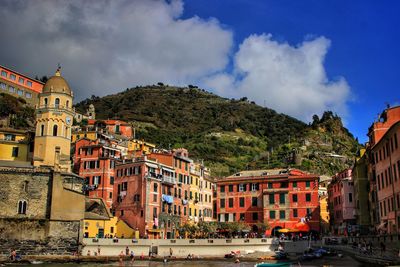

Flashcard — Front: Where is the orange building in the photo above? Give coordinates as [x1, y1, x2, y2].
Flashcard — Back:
[0, 65, 43, 105]
[87, 119, 133, 138]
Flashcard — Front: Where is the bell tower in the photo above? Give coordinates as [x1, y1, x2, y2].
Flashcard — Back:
[33, 67, 74, 172]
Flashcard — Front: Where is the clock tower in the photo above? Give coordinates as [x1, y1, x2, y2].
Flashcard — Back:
[33, 67, 74, 172]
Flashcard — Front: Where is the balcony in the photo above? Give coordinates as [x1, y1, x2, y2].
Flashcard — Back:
[162, 175, 176, 185]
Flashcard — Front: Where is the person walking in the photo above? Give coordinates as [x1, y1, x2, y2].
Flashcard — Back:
[169, 247, 173, 258]
[125, 246, 129, 256]
[97, 245, 101, 256]
[130, 250, 135, 263]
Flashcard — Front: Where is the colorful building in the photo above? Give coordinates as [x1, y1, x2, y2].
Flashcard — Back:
[0, 65, 44, 106]
[33, 68, 74, 172]
[74, 138, 122, 209]
[71, 130, 98, 143]
[328, 169, 356, 235]
[87, 119, 133, 138]
[84, 198, 134, 238]
[127, 139, 156, 155]
[216, 169, 320, 236]
[113, 157, 167, 239]
[367, 105, 400, 234]
[0, 128, 33, 164]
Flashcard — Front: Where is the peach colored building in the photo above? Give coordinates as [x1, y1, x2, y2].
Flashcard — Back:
[368, 105, 400, 234]
[0, 64, 44, 106]
[328, 169, 356, 235]
[87, 119, 133, 138]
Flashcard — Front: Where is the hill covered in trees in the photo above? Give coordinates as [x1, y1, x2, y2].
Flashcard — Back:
[75, 85, 361, 176]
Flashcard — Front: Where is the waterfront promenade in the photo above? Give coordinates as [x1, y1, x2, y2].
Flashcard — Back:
[82, 238, 312, 257]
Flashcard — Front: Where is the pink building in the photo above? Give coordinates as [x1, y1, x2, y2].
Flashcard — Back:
[328, 169, 356, 235]
[368, 106, 400, 234]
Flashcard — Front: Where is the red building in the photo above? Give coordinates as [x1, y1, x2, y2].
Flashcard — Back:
[113, 156, 177, 239]
[216, 169, 320, 236]
[74, 138, 121, 209]
[367, 105, 400, 234]
[87, 119, 133, 138]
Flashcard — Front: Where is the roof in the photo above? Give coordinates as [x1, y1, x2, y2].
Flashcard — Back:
[371, 120, 400, 150]
[84, 198, 111, 220]
[42, 68, 72, 95]
[87, 119, 130, 126]
[228, 169, 289, 178]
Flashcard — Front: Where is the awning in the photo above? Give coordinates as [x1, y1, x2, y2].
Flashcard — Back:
[145, 162, 159, 169]
[294, 222, 310, 232]
[147, 229, 163, 233]
[278, 228, 300, 233]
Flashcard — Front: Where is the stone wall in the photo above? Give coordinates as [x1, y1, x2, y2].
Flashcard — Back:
[0, 168, 51, 220]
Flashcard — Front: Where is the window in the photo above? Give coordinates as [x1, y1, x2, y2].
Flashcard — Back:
[228, 198, 234, 208]
[252, 197, 258, 207]
[12, 147, 19, 157]
[93, 176, 101, 185]
[306, 181, 310, 188]
[19, 77, 24, 84]
[9, 86, 15, 93]
[27, 80, 32, 87]
[239, 184, 244, 192]
[0, 82, 6, 89]
[229, 185, 234, 192]
[153, 194, 157, 202]
[134, 194, 140, 202]
[53, 125, 58, 136]
[292, 194, 298, 202]
[306, 193, 311, 202]
[268, 182, 273, 189]
[154, 183, 158, 192]
[109, 192, 112, 199]
[17, 89, 23, 96]
[110, 176, 114, 185]
[239, 197, 245, 207]
[55, 98, 60, 108]
[293, 209, 298, 218]
[251, 183, 259, 191]
[349, 193, 353, 203]
[120, 210, 124, 216]
[269, 210, 275, 219]
[279, 193, 285, 204]
[279, 210, 285, 219]
[252, 212, 258, 221]
[240, 213, 245, 221]
[220, 198, 225, 208]
[17, 200, 27, 214]
[25, 92, 32, 98]
[110, 226, 114, 233]
[269, 194, 275, 204]
[5, 134, 16, 141]
[220, 186, 225, 193]
[1, 70, 7, 77]
[292, 181, 297, 188]
[66, 100, 69, 108]
[10, 74, 16, 80]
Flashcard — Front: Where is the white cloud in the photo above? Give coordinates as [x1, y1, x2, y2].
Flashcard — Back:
[0, 0, 232, 100]
[204, 34, 351, 121]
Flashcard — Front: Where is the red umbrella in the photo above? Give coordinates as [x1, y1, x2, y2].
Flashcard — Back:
[294, 222, 310, 232]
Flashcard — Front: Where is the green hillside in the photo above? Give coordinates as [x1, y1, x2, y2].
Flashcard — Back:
[75, 85, 361, 177]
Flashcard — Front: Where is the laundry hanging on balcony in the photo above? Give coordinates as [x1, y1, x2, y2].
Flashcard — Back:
[162, 194, 173, 204]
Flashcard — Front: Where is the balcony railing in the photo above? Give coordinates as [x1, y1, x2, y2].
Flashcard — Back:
[162, 175, 176, 185]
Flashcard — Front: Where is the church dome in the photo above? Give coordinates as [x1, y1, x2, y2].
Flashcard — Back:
[42, 67, 72, 95]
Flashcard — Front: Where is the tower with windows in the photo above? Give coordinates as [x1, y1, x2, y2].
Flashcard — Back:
[33, 67, 74, 172]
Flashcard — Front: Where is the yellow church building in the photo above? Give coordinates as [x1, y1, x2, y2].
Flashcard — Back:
[33, 67, 74, 172]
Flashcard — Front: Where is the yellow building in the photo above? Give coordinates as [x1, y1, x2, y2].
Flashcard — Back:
[71, 130, 97, 143]
[189, 164, 201, 223]
[0, 128, 32, 163]
[200, 173, 215, 222]
[127, 139, 155, 154]
[320, 194, 330, 234]
[33, 67, 74, 172]
[84, 217, 137, 238]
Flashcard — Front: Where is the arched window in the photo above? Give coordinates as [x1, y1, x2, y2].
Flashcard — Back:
[17, 200, 27, 214]
[40, 125, 44, 136]
[55, 98, 60, 108]
[53, 125, 58, 136]
[66, 100, 69, 108]
[44, 98, 48, 106]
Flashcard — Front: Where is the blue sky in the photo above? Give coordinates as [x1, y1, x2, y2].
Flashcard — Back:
[182, 0, 400, 142]
[0, 0, 398, 143]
